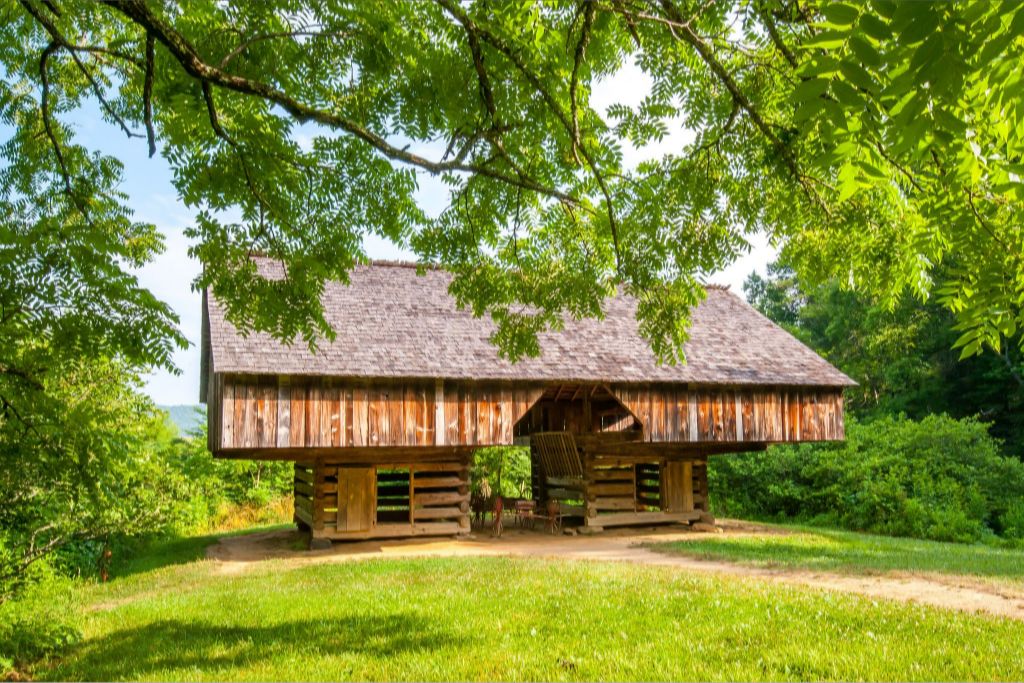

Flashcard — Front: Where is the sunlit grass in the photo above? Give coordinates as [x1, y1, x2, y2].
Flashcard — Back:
[37, 532, 1024, 681]
[651, 525, 1024, 586]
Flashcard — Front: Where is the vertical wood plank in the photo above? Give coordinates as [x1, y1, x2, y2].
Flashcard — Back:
[741, 390, 753, 442]
[388, 383, 404, 446]
[320, 383, 336, 447]
[306, 384, 321, 447]
[497, 386, 511, 443]
[422, 383, 435, 445]
[334, 383, 346, 448]
[276, 378, 290, 448]
[435, 380, 446, 446]
[289, 383, 305, 447]
[254, 379, 266, 447]
[444, 382, 460, 445]
[477, 386, 491, 446]
[722, 389, 736, 441]
[232, 379, 245, 449]
[343, 386, 354, 446]
[262, 378, 278, 447]
[687, 390, 699, 442]
[244, 382, 258, 448]
[697, 391, 712, 441]
[734, 391, 744, 441]
[404, 383, 418, 446]
[221, 376, 235, 449]
[675, 389, 688, 442]
[682, 461, 694, 512]
[352, 386, 368, 446]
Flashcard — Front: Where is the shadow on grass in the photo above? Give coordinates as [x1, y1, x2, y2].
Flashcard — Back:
[110, 524, 295, 579]
[55, 613, 462, 680]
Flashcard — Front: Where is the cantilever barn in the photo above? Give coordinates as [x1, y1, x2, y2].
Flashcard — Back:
[201, 260, 854, 542]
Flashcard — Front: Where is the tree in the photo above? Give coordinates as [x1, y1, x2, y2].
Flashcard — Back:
[0, 357, 192, 600]
[2, 0, 1022, 368]
[744, 260, 1024, 452]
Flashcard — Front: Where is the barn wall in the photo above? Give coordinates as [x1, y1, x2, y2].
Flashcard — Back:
[212, 375, 846, 454]
[611, 385, 845, 443]
[214, 374, 545, 452]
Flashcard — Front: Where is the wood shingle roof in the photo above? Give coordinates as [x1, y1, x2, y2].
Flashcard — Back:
[203, 259, 855, 387]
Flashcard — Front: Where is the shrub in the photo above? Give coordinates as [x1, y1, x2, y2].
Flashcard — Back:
[709, 414, 1024, 543]
[1002, 499, 1024, 546]
[470, 446, 532, 499]
[0, 566, 81, 677]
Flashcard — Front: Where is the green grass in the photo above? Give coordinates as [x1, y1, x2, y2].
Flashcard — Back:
[34, 532, 1024, 681]
[650, 525, 1024, 586]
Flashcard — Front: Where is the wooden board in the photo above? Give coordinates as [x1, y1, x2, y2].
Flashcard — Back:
[585, 511, 700, 527]
[336, 466, 375, 532]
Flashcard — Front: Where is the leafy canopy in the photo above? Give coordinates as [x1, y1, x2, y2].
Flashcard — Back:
[744, 260, 1024, 450]
[2, 0, 1023, 365]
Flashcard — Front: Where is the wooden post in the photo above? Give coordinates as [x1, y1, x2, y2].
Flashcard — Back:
[312, 462, 326, 533]
[409, 465, 416, 525]
[682, 461, 694, 512]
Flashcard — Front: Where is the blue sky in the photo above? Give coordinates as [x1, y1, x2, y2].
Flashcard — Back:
[77, 60, 773, 405]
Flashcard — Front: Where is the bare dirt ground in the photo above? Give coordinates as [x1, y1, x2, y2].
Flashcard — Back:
[206, 519, 1024, 621]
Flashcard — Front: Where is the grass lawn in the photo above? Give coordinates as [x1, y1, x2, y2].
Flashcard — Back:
[649, 524, 1024, 588]
[36, 531, 1024, 681]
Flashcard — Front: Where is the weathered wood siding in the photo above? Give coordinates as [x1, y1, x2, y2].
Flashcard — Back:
[213, 375, 544, 452]
[611, 385, 844, 443]
[212, 375, 845, 454]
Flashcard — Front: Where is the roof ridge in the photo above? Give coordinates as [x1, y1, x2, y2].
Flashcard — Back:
[365, 259, 438, 269]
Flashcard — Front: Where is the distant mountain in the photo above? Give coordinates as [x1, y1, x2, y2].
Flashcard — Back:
[160, 404, 205, 436]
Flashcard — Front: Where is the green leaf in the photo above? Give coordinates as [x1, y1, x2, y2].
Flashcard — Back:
[837, 161, 860, 201]
[859, 13, 893, 41]
[909, 34, 945, 74]
[896, 6, 940, 45]
[792, 77, 830, 103]
[831, 79, 863, 107]
[840, 60, 878, 93]
[849, 35, 882, 67]
[802, 30, 849, 50]
[822, 3, 861, 27]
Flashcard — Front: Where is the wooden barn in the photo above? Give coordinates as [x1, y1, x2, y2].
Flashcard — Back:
[200, 260, 854, 542]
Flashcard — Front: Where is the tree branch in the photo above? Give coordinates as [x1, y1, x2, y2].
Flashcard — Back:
[569, 1, 595, 164]
[218, 29, 353, 69]
[144, 31, 156, 157]
[98, 0, 580, 205]
[37, 41, 72, 196]
[434, 0, 623, 272]
[757, 2, 799, 68]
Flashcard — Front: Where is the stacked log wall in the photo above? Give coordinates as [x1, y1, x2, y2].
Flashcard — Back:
[299, 457, 471, 541]
[578, 451, 706, 528]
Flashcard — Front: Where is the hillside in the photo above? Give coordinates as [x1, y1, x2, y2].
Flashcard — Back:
[159, 404, 205, 436]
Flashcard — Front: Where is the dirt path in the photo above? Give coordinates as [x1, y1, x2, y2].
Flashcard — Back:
[206, 520, 1024, 621]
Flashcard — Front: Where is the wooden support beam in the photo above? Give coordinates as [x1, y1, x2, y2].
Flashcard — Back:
[585, 511, 700, 528]
[682, 461, 694, 513]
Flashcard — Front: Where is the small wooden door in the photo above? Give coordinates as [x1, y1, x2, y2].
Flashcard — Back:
[661, 461, 694, 513]
[336, 466, 376, 532]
